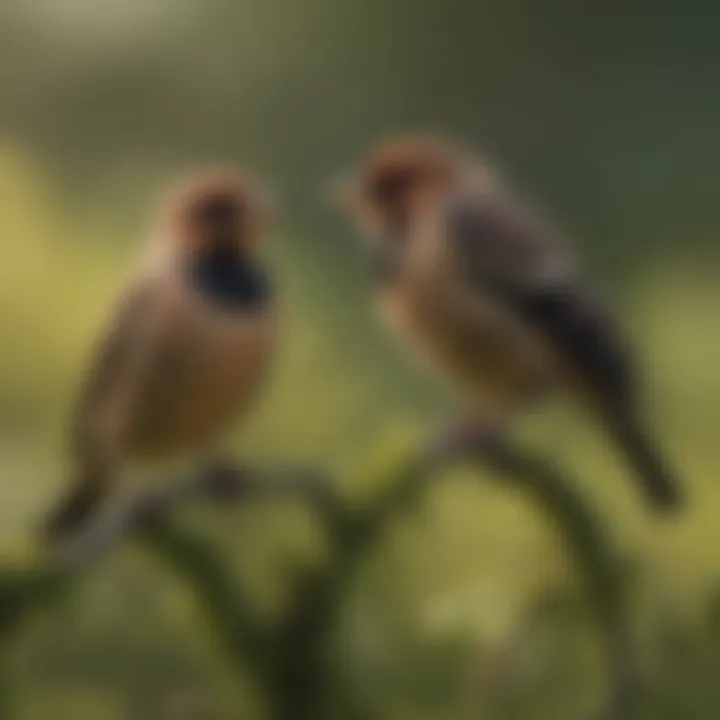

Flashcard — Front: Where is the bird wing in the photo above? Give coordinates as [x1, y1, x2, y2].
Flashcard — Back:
[72, 275, 174, 461]
[445, 189, 633, 405]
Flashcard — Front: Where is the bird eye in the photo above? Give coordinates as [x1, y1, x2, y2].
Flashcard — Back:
[369, 171, 412, 204]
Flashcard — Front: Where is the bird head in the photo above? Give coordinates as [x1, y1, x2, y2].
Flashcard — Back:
[328, 135, 470, 240]
[159, 169, 273, 260]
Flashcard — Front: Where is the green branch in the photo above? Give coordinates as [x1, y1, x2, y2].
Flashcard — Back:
[0, 440, 635, 720]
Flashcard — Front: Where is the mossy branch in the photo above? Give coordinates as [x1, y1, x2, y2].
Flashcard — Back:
[260, 431, 636, 720]
[0, 437, 635, 720]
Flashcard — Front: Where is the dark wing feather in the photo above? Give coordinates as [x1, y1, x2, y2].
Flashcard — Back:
[446, 190, 633, 404]
[446, 190, 683, 511]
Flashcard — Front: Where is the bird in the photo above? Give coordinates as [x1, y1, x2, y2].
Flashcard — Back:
[330, 134, 682, 511]
[43, 169, 278, 541]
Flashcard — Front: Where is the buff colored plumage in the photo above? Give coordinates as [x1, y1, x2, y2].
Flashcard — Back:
[44, 170, 277, 540]
[333, 136, 682, 511]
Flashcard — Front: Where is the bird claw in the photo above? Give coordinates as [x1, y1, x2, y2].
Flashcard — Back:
[423, 414, 504, 466]
[202, 460, 339, 508]
[203, 459, 252, 501]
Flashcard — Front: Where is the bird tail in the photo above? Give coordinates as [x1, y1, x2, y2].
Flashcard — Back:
[42, 465, 109, 543]
[604, 408, 683, 513]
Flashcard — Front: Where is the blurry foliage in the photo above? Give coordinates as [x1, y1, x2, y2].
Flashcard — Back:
[0, 0, 718, 716]
[2, 0, 720, 266]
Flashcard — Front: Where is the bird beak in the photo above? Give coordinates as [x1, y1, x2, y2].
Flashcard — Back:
[323, 173, 361, 212]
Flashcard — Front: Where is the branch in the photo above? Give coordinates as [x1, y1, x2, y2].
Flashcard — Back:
[427, 432, 637, 720]
[0, 461, 335, 644]
[267, 430, 637, 720]
[0, 441, 635, 720]
[57, 459, 337, 570]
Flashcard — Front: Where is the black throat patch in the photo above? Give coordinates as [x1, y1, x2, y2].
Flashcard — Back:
[188, 247, 271, 311]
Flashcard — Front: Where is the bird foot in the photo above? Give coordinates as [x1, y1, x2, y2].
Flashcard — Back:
[423, 413, 505, 466]
[203, 458, 253, 501]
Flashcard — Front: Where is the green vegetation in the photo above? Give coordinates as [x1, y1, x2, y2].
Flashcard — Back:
[0, 0, 719, 715]
[0, 148, 718, 718]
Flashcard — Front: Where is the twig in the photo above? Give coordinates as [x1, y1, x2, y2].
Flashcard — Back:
[428, 431, 638, 720]
[57, 459, 336, 570]
[0, 442, 634, 720]
[265, 430, 637, 720]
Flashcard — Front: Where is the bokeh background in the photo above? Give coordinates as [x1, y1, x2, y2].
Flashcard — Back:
[0, 1, 719, 718]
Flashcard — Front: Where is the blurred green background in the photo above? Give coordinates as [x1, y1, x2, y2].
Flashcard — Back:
[0, 1, 719, 717]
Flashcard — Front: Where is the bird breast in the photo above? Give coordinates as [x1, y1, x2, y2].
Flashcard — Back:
[378, 225, 556, 410]
[129, 283, 276, 458]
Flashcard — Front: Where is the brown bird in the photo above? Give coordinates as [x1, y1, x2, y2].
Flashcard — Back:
[331, 135, 681, 511]
[43, 169, 277, 541]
